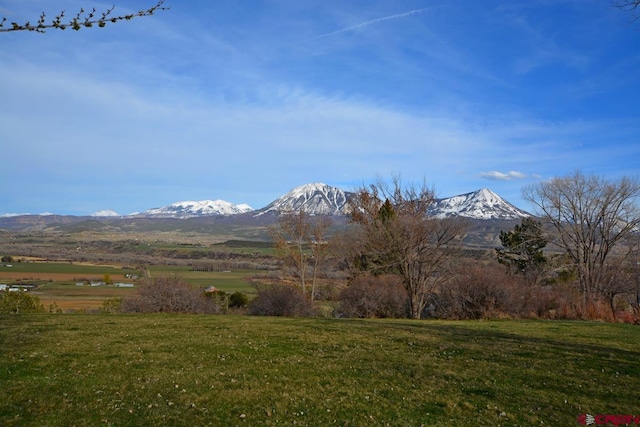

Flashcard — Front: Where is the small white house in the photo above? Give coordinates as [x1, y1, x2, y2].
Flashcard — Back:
[0, 284, 7, 291]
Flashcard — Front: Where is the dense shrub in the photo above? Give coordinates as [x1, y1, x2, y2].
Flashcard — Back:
[120, 276, 220, 314]
[335, 274, 408, 318]
[248, 284, 316, 317]
[433, 264, 514, 319]
[48, 302, 63, 314]
[312, 281, 342, 302]
[101, 297, 123, 314]
[428, 262, 624, 321]
[0, 291, 45, 314]
[229, 292, 249, 308]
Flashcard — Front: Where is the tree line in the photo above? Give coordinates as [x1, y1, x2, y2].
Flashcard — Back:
[263, 171, 640, 321]
[4, 170, 638, 320]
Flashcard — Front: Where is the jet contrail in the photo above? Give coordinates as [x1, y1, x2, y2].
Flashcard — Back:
[308, 7, 432, 42]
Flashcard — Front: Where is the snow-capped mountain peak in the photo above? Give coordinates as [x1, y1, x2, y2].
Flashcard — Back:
[1, 185, 528, 221]
[428, 188, 530, 220]
[258, 183, 351, 215]
[140, 200, 254, 218]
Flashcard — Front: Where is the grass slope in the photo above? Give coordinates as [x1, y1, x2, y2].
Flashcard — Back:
[1, 316, 639, 426]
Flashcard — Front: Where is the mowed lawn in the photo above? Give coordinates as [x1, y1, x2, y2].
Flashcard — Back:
[1, 316, 639, 426]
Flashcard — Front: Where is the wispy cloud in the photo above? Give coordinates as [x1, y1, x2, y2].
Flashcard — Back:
[479, 171, 532, 181]
[307, 7, 432, 42]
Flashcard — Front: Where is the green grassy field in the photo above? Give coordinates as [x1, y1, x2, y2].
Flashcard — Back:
[0, 261, 123, 276]
[1, 316, 638, 426]
[0, 262, 259, 311]
[147, 266, 258, 294]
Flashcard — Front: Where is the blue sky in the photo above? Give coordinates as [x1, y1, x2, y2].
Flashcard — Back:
[1, 0, 639, 215]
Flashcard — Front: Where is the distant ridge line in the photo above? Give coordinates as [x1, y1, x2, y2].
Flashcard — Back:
[5, 183, 531, 221]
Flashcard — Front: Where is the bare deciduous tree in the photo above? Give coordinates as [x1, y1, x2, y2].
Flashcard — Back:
[599, 233, 640, 321]
[625, 234, 640, 323]
[271, 210, 332, 302]
[347, 177, 467, 319]
[0, 1, 168, 33]
[309, 215, 333, 302]
[613, 0, 640, 22]
[523, 171, 640, 306]
[598, 258, 636, 320]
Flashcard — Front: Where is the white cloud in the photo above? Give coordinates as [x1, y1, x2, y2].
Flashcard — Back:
[480, 171, 530, 181]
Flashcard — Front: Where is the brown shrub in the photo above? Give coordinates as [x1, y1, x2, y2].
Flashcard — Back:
[120, 275, 220, 314]
[434, 263, 515, 319]
[248, 283, 317, 317]
[335, 274, 408, 318]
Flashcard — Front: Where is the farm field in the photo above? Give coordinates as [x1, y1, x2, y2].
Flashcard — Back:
[0, 261, 259, 311]
[1, 315, 639, 426]
[147, 265, 258, 293]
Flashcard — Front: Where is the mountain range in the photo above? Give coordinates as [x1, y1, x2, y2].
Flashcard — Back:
[85, 183, 528, 220]
[0, 183, 531, 235]
[136, 200, 254, 218]
[0, 183, 532, 247]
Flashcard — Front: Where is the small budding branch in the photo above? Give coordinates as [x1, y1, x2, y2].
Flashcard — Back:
[0, 1, 169, 33]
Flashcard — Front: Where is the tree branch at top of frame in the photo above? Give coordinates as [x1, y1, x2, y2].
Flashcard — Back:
[0, 1, 169, 33]
[613, 0, 640, 22]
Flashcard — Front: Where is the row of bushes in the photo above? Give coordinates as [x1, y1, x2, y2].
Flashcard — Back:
[4, 266, 636, 321]
[250, 264, 639, 322]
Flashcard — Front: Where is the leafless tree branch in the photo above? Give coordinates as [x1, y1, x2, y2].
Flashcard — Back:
[612, 0, 640, 22]
[523, 170, 640, 305]
[347, 177, 467, 319]
[0, 1, 168, 33]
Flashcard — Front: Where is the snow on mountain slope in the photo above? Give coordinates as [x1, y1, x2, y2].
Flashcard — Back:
[140, 200, 254, 218]
[91, 210, 121, 217]
[258, 183, 351, 215]
[428, 188, 530, 220]
[257, 184, 529, 219]
[3, 185, 529, 221]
